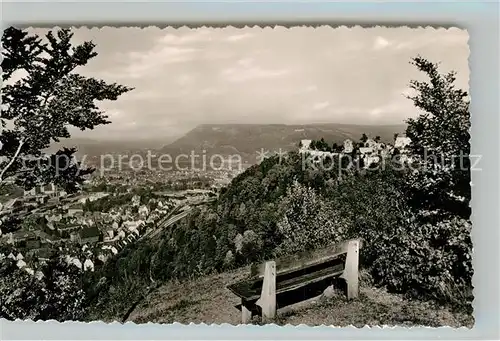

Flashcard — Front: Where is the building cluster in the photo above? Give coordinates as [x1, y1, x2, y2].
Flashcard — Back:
[0, 177, 219, 281]
[91, 166, 241, 191]
[0, 189, 177, 276]
[0, 183, 67, 219]
[299, 134, 412, 168]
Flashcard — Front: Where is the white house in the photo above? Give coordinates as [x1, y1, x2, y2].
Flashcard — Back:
[104, 229, 115, 241]
[65, 255, 83, 270]
[359, 147, 374, 155]
[395, 135, 412, 149]
[138, 205, 149, 217]
[83, 259, 95, 272]
[343, 139, 354, 153]
[16, 259, 27, 269]
[131, 195, 141, 207]
[299, 139, 312, 152]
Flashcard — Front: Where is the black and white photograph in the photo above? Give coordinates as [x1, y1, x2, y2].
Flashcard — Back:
[0, 25, 473, 327]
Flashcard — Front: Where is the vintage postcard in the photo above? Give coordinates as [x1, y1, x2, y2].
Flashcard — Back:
[0, 25, 473, 328]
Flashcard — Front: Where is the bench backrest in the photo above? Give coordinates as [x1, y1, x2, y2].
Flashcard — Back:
[250, 238, 363, 278]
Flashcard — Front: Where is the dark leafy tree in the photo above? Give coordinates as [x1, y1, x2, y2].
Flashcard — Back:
[360, 133, 368, 143]
[404, 56, 471, 221]
[317, 138, 329, 151]
[0, 27, 132, 192]
[0, 256, 86, 321]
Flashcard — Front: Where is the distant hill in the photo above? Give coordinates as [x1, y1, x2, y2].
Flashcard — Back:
[45, 138, 172, 158]
[160, 123, 407, 163]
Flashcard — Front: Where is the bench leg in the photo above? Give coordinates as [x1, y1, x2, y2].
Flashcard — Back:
[241, 299, 252, 324]
[256, 261, 276, 321]
[342, 240, 360, 299]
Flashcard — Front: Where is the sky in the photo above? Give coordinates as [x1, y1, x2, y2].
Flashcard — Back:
[26, 26, 469, 141]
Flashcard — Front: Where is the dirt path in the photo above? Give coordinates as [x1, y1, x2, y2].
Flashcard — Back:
[127, 268, 473, 328]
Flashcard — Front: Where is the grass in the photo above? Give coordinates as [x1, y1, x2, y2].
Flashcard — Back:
[125, 267, 474, 327]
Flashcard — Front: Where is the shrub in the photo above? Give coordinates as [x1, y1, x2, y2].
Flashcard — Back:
[370, 217, 472, 307]
[1, 257, 87, 321]
[234, 230, 264, 262]
[276, 181, 344, 255]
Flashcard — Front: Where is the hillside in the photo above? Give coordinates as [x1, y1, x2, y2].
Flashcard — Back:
[81, 148, 472, 326]
[160, 123, 406, 162]
[126, 267, 473, 327]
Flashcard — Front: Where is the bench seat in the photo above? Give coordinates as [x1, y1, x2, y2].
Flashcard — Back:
[228, 261, 345, 301]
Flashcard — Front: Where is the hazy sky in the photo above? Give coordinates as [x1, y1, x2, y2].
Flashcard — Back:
[28, 26, 469, 141]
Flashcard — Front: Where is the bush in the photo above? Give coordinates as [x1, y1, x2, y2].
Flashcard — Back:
[370, 217, 472, 307]
[276, 181, 344, 256]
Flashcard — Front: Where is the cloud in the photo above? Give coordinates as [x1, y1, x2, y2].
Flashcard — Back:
[56, 26, 469, 141]
[177, 74, 195, 86]
[226, 33, 254, 42]
[200, 87, 224, 96]
[221, 67, 289, 82]
[373, 36, 392, 50]
[221, 58, 290, 82]
[123, 46, 199, 78]
[159, 29, 212, 45]
[303, 85, 318, 93]
[312, 101, 330, 111]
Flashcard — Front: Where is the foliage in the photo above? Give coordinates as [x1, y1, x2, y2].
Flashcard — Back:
[370, 217, 473, 308]
[0, 256, 86, 321]
[234, 229, 264, 261]
[276, 181, 343, 255]
[405, 56, 471, 222]
[21, 214, 47, 231]
[0, 27, 132, 192]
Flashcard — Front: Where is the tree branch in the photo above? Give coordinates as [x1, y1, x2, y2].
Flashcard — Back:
[0, 138, 25, 183]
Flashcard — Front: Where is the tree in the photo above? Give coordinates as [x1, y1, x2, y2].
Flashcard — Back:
[0, 256, 86, 321]
[360, 133, 368, 143]
[375, 136, 381, 143]
[318, 137, 328, 151]
[1, 27, 132, 192]
[309, 140, 317, 150]
[405, 56, 471, 221]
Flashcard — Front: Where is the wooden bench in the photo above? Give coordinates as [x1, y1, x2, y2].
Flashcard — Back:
[227, 238, 362, 323]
